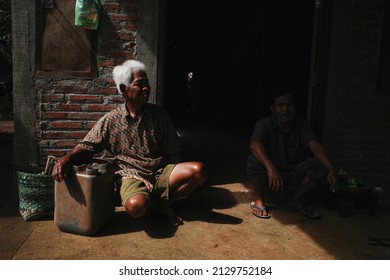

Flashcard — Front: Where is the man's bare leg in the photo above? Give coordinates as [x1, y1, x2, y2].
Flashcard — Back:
[168, 162, 207, 201]
[288, 176, 321, 218]
[124, 194, 149, 218]
[289, 176, 318, 206]
[153, 200, 184, 226]
[157, 162, 207, 226]
[250, 175, 270, 217]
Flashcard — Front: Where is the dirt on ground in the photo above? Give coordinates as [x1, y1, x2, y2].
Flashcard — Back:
[1, 124, 390, 261]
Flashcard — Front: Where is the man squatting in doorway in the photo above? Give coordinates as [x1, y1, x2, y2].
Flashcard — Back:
[247, 85, 339, 219]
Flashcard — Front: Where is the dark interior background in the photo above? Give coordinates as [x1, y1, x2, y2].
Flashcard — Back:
[164, 0, 315, 136]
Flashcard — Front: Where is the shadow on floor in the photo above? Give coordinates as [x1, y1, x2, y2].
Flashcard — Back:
[94, 201, 244, 239]
[2, 123, 390, 260]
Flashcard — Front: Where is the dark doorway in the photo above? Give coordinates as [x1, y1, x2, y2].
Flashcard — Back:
[164, 0, 315, 135]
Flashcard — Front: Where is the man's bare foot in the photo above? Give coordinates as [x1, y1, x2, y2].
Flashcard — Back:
[250, 201, 270, 219]
[287, 199, 321, 219]
[152, 201, 184, 226]
[162, 207, 184, 226]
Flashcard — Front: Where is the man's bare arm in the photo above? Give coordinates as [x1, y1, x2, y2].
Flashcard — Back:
[249, 138, 284, 192]
[52, 146, 94, 182]
[307, 140, 339, 189]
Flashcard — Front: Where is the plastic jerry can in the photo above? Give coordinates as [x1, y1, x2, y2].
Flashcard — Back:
[54, 159, 116, 236]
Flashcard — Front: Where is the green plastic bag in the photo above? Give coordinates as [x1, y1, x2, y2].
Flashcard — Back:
[75, 0, 100, 30]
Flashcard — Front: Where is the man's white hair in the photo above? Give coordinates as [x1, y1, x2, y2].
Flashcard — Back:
[112, 59, 147, 95]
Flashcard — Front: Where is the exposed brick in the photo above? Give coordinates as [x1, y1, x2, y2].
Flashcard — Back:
[116, 33, 136, 41]
[105, 50, 135, 59]
[30, 0, 146, 164]
[125, 23, 138, 31]
[58, 104, 82, 111]
[70, 131, 87, 139]
[53, 140, 80, 147]
[50, 121, 84, 129]
[66, 112, 104, 120]
[68, 95, 103, 102]
[41, 112, 67, 119]
[42, 94, 65, 102]
[93, 86, 117, 95]
[100, 60, 114, 67]
[102, 3, 121, 12]
[63, 85, 89, 94]
[42, 131, 70, 139]
[86, 104, 117, 111]
[105, 78, 116, 85]
[109, 14, 137, 22]
[110, 95, 124, 103]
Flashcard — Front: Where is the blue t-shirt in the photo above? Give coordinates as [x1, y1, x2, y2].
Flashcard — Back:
[248, 115, 318, 171]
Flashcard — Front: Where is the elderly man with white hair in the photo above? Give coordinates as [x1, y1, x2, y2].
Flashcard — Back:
[52, 59, 207, 226]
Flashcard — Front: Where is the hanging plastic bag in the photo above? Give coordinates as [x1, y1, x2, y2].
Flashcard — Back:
[75, 0, 100, 30]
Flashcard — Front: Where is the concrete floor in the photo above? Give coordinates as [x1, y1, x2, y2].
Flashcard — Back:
[1, 122, 390, 260]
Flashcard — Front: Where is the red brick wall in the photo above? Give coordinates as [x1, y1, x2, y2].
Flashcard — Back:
[36, 0, 141, 161]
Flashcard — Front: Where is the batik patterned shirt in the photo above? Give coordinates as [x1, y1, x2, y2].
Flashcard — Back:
[76, 103, 183, 191]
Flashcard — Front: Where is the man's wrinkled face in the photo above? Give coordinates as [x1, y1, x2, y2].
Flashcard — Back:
[123, 70, 150, 105]
[271, 94, 296, 125]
